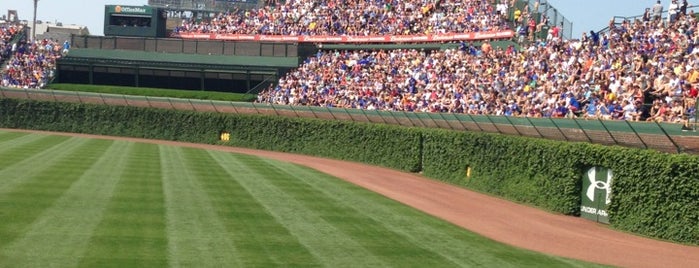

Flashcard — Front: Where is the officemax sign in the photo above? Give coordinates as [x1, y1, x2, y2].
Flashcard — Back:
[112, 5, 151, 14]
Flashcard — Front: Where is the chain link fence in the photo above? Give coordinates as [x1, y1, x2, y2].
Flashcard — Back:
[526, 0, 573, 40]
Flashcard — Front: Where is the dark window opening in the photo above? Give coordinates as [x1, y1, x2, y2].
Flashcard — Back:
[110, 14, 152, 27]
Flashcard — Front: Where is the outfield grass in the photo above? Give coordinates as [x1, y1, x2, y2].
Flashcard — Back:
[48, 84, 256, 102]
[0, 131, 604, 267]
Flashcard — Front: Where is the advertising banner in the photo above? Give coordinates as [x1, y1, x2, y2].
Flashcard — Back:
[109, 5, 152, 15]
[170, 30, 515, 43]
[580, 167, 613, 224]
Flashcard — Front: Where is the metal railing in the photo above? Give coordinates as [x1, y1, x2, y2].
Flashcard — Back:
[525, 0, 573, 40]
[509, 0, 572, 40]
[1, 87, 698, 154]
[597, 4, 699, 35]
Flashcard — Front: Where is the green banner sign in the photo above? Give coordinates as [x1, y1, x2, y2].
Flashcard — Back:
[580, 167, 613, 224]
[107, 5, 152, 15]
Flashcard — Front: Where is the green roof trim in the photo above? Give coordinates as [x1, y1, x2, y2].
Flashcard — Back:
[64, 48, 300, 68]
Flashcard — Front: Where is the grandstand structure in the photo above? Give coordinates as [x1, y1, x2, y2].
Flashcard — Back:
[57, 34, 310, 92]
[1, 0, 698, 152]
[54, 0, 523, 92]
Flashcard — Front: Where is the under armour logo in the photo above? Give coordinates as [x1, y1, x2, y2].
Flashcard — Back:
[586, 168, 613, 205]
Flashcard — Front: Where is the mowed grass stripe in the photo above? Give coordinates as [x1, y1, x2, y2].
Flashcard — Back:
[0, 136, 91, 195]
[78, 143, 168, 267]
[259, 160, 596, 267]
[0, 133, 60, 156]
[0, 138, 113, 254]
[0, 141, 132, 267]
[255, 158, 462, 266]
[160, 146, 241, 267]
[181, 148, 320, 267]
[0, 131, 31, 144]
[0, 134, 604, 267]
[208, 151, 387, 267]
[0, 134, 72, 172]
[244, 156, 459, 267]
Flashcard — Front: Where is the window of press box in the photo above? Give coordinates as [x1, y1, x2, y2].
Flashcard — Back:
[109, 14, 152, 27]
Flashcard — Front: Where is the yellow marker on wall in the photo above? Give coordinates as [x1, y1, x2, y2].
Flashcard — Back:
[220, 131, 230, 141]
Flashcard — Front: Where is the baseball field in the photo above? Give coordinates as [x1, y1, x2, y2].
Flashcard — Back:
[0, 130, 600, 267]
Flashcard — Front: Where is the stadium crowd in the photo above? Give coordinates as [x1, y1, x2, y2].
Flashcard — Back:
[0, 24, 22, 66]
[173, 0, 510, 36]
[2, 0, 697, 124]
[258, 5, 699, 123]
[1, 37, 63, 89]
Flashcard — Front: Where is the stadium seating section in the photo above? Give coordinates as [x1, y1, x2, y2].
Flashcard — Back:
[2, 1, 698, 124]
[173, 0, 509, 36]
